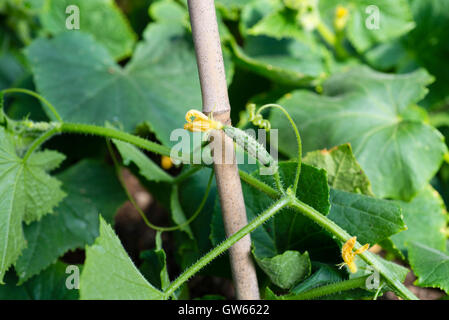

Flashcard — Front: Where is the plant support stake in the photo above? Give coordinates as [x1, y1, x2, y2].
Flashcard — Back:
[187, 0, 260, 299]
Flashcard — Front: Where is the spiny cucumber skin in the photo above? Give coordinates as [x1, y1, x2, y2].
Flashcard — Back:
[223, 126, 278, 172]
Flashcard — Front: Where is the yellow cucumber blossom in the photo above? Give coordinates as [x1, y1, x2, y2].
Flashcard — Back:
[334, 5, 349, 30]
[339, 236, 369, 273]
[184, 109, 223, 132]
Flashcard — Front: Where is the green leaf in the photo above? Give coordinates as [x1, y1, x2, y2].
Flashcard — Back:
[303, 143, 374, 195]
[27, 22, 233, 146]
[0, 127, 66, 282]
[391, 185, 447, 254]
[232, 0, 327, 86]
[319, 0, 415, 52]
[40, 0, 137, 60]
[408, 242, 449, 294]
[149, 0, 187, 24]
[0, 262, 79, 300]
[0, 52, 25, 91]
[27, 25, 194, 146]
[113, 139, 173, 183]
[15, 160, 126, 283]
[215, 0, 254, 20]
[328, 189, 405, 245]
[80, 216, 165, 300]
[254, 250, 311, 290]
[270, 67, 446, 200]
[366, 0, 449, 108]
[140, 249, 170, 291]
[291, 263, 344, 294]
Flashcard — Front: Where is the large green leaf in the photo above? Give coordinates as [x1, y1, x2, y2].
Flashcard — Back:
[408, 242, 449, 294]
[303, 143, 374, 195]
[270, 67, 447, 200]
[27, 21, 234, 146]
[391, 185, 447, 254]
[40, 0, 137, 60]
[27, 24, 195, 146]
[0, 262, 79, 300]
[80, 216, 165, 300]
[15, 160, 126, 283]
[0, 127, 66, 283]
[319, 0, 415, 53]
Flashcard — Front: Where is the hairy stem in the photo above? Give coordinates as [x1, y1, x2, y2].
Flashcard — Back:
[1, 88, 63, 122]
[257, 104, 302, 194]
[164, 197, 290, 298]
[22, 127, 59, 161]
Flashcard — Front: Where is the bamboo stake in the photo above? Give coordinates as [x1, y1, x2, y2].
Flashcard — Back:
[187, 0, 260, 300]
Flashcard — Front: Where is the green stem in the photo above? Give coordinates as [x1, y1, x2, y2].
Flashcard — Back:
[1, 88, 63, 122]
[173, 166, 203, 184]
[257, 104, 302, 194]
[59, 122, 177, 160]
[316, 21, 336, 47]
[279, 276, 369, 300]
[22, 127, 59, 161]
[164, 196, 290, 298]
[238, 170, 279, 199]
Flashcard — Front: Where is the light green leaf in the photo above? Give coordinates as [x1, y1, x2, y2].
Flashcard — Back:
[40, 0, 137, 60]
[80, 216, 165, 300]
[149, 0, 187, 24]
[0, 127, 65, 283]
[15, 160, 126, 283]
[303, 143, 374, 195]
[113, 139, 173, 183]
[391, 185, 447, 254]
[255, 250, 311, 290]
[271, 67, 446, 200]
[408, 242, 449, 294]
[319, 0, 415, 52]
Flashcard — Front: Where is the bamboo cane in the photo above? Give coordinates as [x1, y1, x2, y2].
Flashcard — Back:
[187, 0, 260, 300]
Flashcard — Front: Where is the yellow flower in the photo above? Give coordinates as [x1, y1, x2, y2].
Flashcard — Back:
[161, 156, 173, 170]
[339, 236, 369, 273]
[184, 109, 223, 132]
[334, 5, 349, 30]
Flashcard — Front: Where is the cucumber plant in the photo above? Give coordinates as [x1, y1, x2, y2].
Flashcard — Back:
[0, 0, 448, 300]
